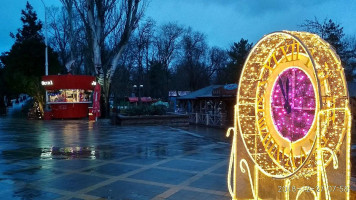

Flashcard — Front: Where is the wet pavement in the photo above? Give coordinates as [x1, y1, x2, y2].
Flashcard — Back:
[0, 104, 231, 200]
[1, 102, 356, 199]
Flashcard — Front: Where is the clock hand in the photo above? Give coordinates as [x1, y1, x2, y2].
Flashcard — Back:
[278, 77, 291, 114]
[278, 77, 287, 102]
[286, 78, 289, 100]
[285, 78, 291, 113]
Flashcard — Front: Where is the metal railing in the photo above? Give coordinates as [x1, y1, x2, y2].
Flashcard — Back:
[189, 113, 222, 127]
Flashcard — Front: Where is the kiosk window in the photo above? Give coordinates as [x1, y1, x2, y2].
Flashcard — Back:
[48, 89, 92, 103]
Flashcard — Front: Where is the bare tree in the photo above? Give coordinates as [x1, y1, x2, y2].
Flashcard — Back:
[154, 22, 184, 68]
[48, 4, 86, 74]
[207, 46, 228, 79]
[47, 6, 70, 66]
[59, 0, 74, 61]
[131, 19, 155, 99]
[68, 0, 145, 116]
[174, 28, 210, 90]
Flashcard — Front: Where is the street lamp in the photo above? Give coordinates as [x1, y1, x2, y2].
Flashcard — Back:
[40, 0, 49, 109]
[40, 0, 48, 76]
[132, 85, 137, 97]
[138, 85, 143, 104]
[132, 84, 143, 103]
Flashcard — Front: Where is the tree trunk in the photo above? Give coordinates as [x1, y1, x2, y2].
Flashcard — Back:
[34, 92, 44, 118]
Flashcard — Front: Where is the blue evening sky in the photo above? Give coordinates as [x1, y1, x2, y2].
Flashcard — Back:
[0, 0, 355, 53]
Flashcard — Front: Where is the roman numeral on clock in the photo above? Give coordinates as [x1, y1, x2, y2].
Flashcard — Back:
[280, 41, 300, 62]
[263, 52, 278, 71]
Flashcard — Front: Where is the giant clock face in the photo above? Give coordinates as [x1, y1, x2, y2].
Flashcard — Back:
[271, 67, 316, 142]
[236, 31, 349, 179]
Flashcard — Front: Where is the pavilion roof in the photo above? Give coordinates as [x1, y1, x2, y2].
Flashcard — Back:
[177, 85, 223, 100]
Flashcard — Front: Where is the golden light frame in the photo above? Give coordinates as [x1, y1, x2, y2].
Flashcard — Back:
[227, 31, 351, 200]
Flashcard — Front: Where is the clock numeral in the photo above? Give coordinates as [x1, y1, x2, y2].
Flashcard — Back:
[262, 132, 275, 158]
[304, 58, 311, 67]
[258, 80, 267, 86]
[280, 146, 286, 162]
[269, 143, 278, 154]
[300, 147, 308, 162]
[324, 96, 336, 123]
[265, 135, 274, 147]
[263, 52, 278, 72]
[258, 116, 267, 129]
[290, 41, 300, 61]
[257, 96, 264, 112]
[293, 41, 300, 61]
[262, 131, 270, 143]
[280, 41, 300, 62]
[263, 41, 301, 72]
[288, 148, 297, 170]
[275, 146, 286, 163]
[319, 63, 332, 85]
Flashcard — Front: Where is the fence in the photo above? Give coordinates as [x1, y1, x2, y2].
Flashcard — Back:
[188, 113, 224, 127]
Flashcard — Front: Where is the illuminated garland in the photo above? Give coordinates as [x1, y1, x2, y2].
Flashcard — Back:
[227, 31, 351, 200]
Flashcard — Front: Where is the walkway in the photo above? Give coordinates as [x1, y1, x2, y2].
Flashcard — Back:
[0, 108, 231, 199]
[0, 103, 355, 199]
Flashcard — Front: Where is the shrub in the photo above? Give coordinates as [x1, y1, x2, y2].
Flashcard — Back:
[149, 105, 167, 115]
[123, 105, 167, 116]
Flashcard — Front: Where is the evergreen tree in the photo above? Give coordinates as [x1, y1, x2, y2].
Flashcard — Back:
[300, 18, 356, 81]
[0, 2, 62, 116]
[215, 39, 252, 84]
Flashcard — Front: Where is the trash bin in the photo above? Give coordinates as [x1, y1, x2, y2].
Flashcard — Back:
[88, 107, 95, 121]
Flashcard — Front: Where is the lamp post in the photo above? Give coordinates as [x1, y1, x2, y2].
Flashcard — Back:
[40, 0, 48, 76]
[132, 85, 143, 104]
[40, 0, 49, 109]
[133, 85, 137, 97]
[138, 85, 143, 104]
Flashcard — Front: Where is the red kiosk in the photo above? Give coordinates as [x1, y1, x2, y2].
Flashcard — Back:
[41, 75, 96, 119]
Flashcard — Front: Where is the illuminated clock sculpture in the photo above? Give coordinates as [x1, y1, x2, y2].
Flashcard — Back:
[227, 31, 351, 200]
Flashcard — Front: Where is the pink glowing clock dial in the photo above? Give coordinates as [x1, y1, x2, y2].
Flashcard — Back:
[271, 67, 316, 142]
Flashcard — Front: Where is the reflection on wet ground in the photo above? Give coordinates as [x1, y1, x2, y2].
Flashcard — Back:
[0, 104, 231, 199]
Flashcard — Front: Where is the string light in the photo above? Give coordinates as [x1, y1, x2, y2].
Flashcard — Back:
[227, 31, 351, 200]
[271, 68, 316, 142]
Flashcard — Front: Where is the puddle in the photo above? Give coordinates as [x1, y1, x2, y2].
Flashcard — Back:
[2, 145, 119, 160]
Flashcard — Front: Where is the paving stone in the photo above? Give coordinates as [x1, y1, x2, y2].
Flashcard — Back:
[129, 168, 196, 185]
[189, 174, 228, 192]
[166, 190, 230, 200]
[120, 155, 167, 165]
[211, 164, 228, 175]
[83, 163, 140, 176]
[87, 180, 168, 200]
[158, 159, 214, 172]
[38, 173, 107, 192]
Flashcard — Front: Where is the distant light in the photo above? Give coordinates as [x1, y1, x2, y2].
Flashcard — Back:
[140, 85, 143, 88]
[91, 81, 97, 86]
[133, 85, 137, 88]
[41, 80, 53, 86]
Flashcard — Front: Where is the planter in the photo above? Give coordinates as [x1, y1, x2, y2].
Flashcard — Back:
[111, 113, 189, 128]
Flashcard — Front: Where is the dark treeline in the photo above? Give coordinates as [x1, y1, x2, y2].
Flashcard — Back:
[47, 2, 253, 105]
[45, 0, 253, 114]
[109, 23, 253, 102]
